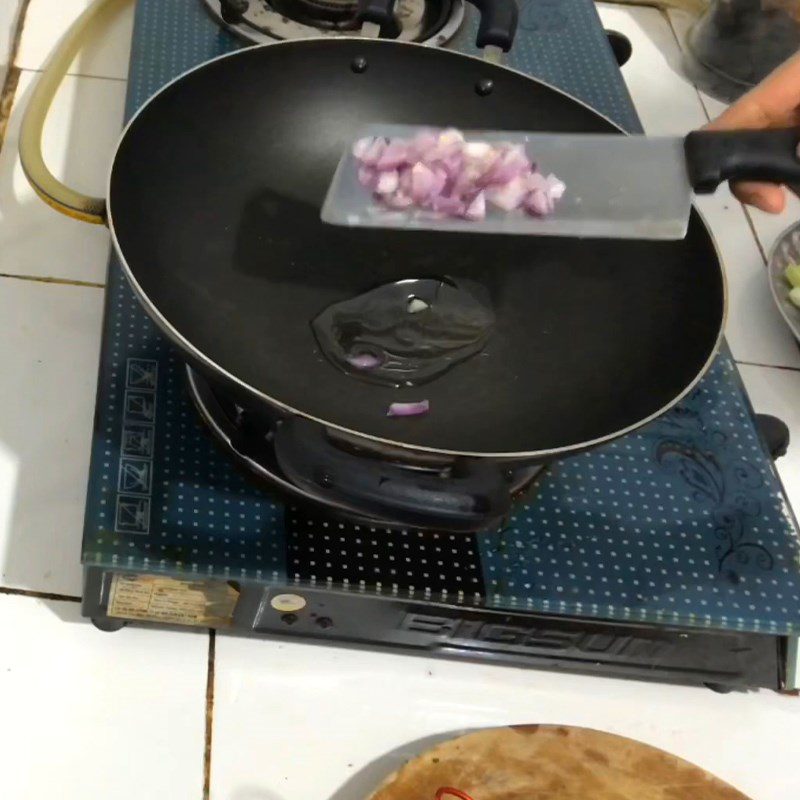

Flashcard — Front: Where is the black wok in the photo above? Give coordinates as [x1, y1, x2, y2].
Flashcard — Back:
[21, 0, 725, 462]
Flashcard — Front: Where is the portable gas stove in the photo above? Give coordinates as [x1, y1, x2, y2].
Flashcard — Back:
[82, 0, 800, 691]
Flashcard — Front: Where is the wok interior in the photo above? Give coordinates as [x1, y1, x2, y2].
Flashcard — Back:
[109, 39, 724, 456]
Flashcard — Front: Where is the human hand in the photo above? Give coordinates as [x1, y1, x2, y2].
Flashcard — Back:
[706, 52, 800, 214]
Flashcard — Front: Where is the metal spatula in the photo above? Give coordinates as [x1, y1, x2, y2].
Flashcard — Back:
[321, 124, 800, 240]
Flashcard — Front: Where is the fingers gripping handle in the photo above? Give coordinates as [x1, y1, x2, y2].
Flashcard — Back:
[685, 128, 800, 194]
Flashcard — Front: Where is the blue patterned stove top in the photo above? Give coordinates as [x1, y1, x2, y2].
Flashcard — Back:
[82, 0, 800, 635]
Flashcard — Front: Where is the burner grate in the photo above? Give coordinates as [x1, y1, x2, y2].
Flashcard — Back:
[204, 0, 465, 43]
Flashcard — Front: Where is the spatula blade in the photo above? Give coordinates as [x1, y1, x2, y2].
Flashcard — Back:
[321, 126, 692, 241]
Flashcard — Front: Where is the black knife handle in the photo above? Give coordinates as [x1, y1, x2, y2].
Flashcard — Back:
[685, 128, 800, 194]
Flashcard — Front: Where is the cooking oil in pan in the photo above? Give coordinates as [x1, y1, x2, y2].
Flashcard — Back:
[311, 277, 494, 388]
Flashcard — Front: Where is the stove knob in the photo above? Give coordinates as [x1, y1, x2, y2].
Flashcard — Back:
[271, 593, 307, 612]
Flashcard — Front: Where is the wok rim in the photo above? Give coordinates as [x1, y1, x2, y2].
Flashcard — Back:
[106, 36, 728, 459]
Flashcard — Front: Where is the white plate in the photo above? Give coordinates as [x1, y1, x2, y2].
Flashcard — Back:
[767, 220, 800, 341]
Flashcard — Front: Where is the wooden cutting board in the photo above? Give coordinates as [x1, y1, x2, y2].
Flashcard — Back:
[368, 725, 752, 800]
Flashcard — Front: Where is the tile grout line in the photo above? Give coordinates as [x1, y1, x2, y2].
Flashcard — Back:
[0, 585, 81, 603]
[735, 359, 800, 374]
[19, 65, 129, 84]
[0, 271, 106, 289]
[0, 67, 21, 151]
[203, 630, 216, 800]
[662, 10, 771, 266]
[741, 205, 772, 266]
[0, 0, 32, 153]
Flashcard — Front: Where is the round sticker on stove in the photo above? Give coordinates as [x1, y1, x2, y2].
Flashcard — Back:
[270, 593, 307, 613]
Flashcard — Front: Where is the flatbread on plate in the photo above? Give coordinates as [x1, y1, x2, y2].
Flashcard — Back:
[368, 725, 751, 800]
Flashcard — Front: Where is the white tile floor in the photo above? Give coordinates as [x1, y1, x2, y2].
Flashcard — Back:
[0, 0, 24, 88]
[212, 635, 800, 800]
[16, 0, 135, 80]
[0, 69, 125, 284]
[1, 3, 799, 799]
[0, 277, 103, 596]
[0, 593, 208, 800]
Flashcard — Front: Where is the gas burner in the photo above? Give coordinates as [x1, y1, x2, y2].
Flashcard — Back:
[282, 0, 360, 26]
[203, 0, 464, 44]
[186, 367, 544, 532]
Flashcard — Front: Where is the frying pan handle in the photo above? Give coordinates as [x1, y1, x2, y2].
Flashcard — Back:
[273, 417, 513, 532]
[18, 0, 131, 225]
[465, 0, 519, 52]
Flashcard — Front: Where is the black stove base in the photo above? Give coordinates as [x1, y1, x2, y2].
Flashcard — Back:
[82, 566, 786, 691]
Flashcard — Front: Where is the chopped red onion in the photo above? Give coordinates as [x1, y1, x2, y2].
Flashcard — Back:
[525, 189, 554, 217]
[463, 141, 493, 160]
[485, 175, 529, 212]
[376, 142, 410, 170]
[346, 353, 383, 370]
[439, 128, 465, 145]
[410, 162, 438, 203]
[430, 194, 465, 216]
[481, 145, 530, 186]
[525, 171, 549, 192]
[387, 400, 430, 417]
[463, 191, 486, 221]
[382, 191, 414, 210]
[352, 137, 385, 166]
[352, 129, 565, 221]
[375, 170, 399, 195]
[546, 173, 566, 200]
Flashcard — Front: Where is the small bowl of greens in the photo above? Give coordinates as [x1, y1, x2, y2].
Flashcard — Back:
[768, 220, 800, 341]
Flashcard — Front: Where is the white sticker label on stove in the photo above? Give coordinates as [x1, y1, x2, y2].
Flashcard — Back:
[108, 574, 239, 626]
[115, 496, 151, 534]
[126, 358, 158, 391]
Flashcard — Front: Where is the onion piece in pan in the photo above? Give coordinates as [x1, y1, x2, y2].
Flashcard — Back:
[387, 400, 430, 417]
[346, 352, 383, 370]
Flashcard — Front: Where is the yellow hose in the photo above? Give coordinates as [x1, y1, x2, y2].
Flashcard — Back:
[18, 0, 132, 225]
